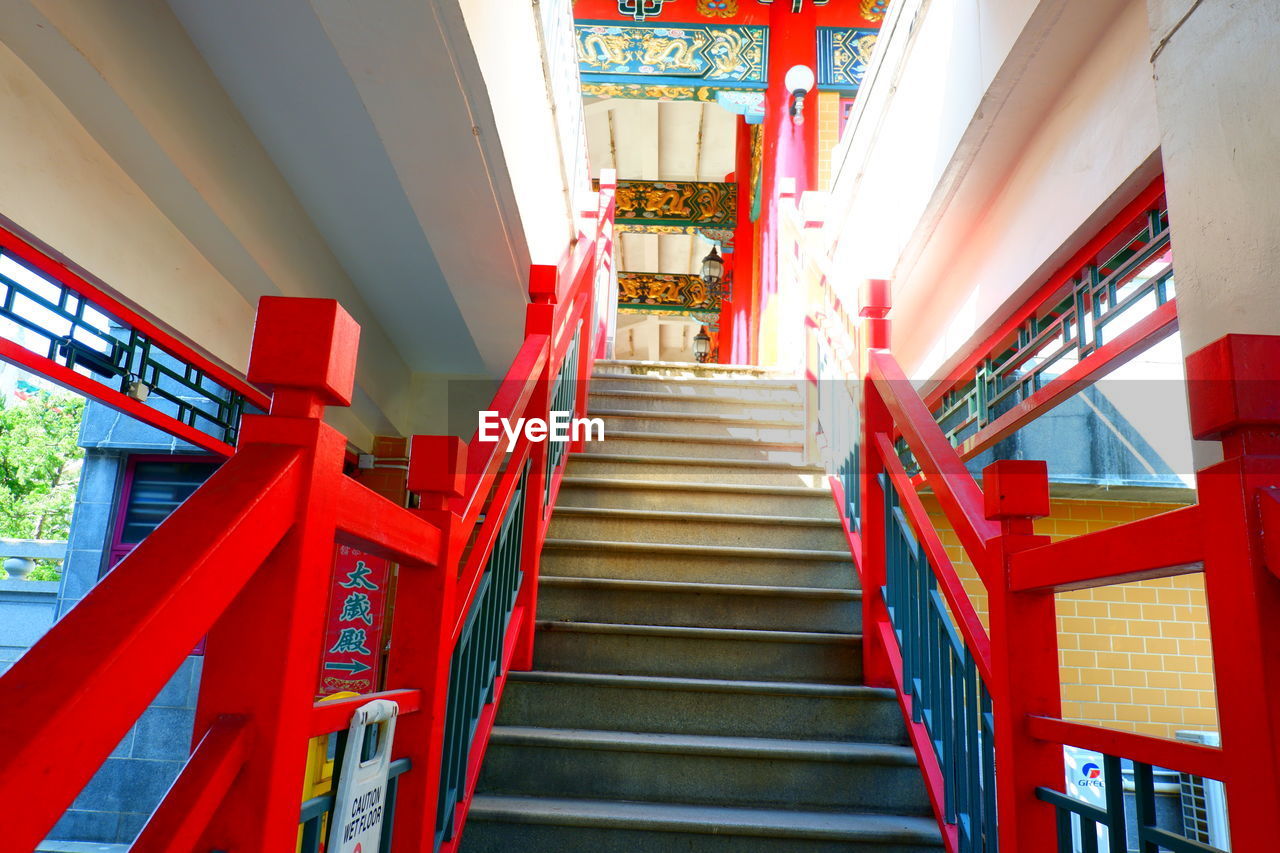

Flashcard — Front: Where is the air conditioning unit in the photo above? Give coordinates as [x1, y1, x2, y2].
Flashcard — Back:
[1175, 730, 1230, 850]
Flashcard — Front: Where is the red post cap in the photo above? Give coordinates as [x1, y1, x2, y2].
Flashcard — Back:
[1185, 334, 1280, 440]
[983, 459, 1051, 520]
[408, 435, 468, 499]
[247, 297, 359, 408]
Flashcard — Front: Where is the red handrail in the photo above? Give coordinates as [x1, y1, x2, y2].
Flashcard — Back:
[0, 172, 617, 850]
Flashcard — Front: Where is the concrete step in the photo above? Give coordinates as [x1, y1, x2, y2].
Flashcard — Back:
[548, 506, 848, 551]
[595, 409, 804, 441]
[476, 727, 931, 815]
[555, 476, 837, 517]
[590, 375, 802, 403]
[590, 388, 803, 417]
[538, 576, 861, 633]
[498, 671, 904, 743]
[593, 359, 779, 380]
[567, 453, 827, 486]
[462, 796, 943, 853]
[532, 621, 862, 683]
[541, 538, 855, 588]
[593, 431, 805, 463]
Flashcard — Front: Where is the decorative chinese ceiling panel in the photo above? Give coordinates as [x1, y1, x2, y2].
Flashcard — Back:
[817, 27, 879, 92]
[618, 272, 721, 312]
[576, 22, 768, 86]
[614, 180, 737, 229]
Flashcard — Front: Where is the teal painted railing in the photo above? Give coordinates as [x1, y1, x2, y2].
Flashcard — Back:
[545, 329, 580, 506]
[883, 474, 997, 852]
[435, 463, 529, 848]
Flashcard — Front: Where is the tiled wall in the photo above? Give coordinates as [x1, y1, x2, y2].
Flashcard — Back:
[817, 91, 842, 190]
[921, 495, 1218, 740]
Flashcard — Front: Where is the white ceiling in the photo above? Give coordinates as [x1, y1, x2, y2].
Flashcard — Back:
[586, 98, 739, 275]
[168, 0, 531, 376]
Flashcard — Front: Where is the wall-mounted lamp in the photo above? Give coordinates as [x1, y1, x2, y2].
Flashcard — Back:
[700, 246, 725, 287]
[693, 326, 712, 363]
[784, 64, 815, 125]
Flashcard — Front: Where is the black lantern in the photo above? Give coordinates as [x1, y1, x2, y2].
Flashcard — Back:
[700, 246, 725, 287]
[693, 325, 712, 363]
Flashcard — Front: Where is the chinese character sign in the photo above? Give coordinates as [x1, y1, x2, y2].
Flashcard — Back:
[317, 546, 391, 697]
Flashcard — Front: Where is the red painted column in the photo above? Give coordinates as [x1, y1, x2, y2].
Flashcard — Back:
[752, 1, 819, 365]
[196, 298, 358, 851]
[1186, 334, 1280, 847]
[982, 460, 1061, 850]
[723, 116, 755, 364]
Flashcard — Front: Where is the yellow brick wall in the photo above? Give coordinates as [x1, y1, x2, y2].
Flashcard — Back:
[817, 92, 842, 191]
[919, 495, 1218, 740]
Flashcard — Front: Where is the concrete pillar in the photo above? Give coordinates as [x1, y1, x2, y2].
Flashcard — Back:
[1145, 0, 1280, 354]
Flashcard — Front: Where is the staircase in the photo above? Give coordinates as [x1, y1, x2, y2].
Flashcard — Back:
[460, 361, 943, 852]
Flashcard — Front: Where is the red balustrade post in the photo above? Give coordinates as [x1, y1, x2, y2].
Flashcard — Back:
[387, 435, 467, 850]
[513, 265, 556, 670]
[593, 169, 618, 363]
[858, 279, 893, 687]
[981, 459, 1060, 851]
[1185, 334, 1280, 847]
[194, 297, 358, 851]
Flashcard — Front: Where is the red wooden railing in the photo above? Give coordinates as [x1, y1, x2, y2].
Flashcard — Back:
[0, 174, 616, 850]
[844, 281, 1280, 851]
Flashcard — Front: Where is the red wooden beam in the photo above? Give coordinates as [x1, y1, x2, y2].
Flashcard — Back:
[1027, 715, 1227, 781]
[132, 715, 251, 853]
[1009, 504, 1203, 593]
[956, 298, 1179, 462]
[309, 689, 424, 737]
[922, 175, 1166, 410]
[457, 334, 549, 526]
[875, 433, 995, 682]
[336, 476, 443, 566]
[0, 446, 300, 851]
[868, 349, 1001, 559]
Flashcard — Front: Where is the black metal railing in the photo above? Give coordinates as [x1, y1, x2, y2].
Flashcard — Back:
[884, 475, 997, 853]
[0, 248, 255, 444]
[435, 463, 528, 848]
[1036, 757, 1229, 853]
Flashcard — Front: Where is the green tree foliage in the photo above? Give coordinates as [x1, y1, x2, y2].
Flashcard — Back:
[0, 389, 85, 580]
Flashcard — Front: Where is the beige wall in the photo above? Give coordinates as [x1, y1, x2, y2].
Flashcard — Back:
[826, 0, 1159, 381]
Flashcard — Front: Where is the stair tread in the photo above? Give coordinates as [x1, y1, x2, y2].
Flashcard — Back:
[469, 795, 942, 842]
[602, 430, 803, 448]
[559, 476, 832, 496]
[539, 576, 860, 600]
[489, 726, 917, 763]
[591, 408, 803, 427]
[552, 506, 841, 527]
[537, 620, 857, 644]
[576, 452, 824, 471]
[507, 669, 892, 699]
[590, 388, 802, 407]
[544, 537, 850, 561]
[594, 359, 776, 372]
